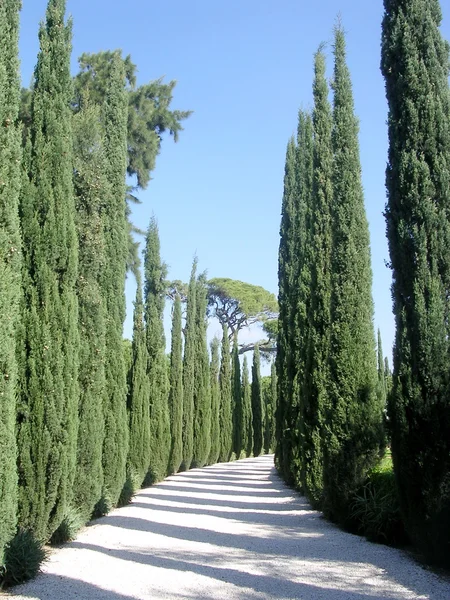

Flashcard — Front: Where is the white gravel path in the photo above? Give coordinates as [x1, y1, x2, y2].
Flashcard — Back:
[5, 455, 449, 600]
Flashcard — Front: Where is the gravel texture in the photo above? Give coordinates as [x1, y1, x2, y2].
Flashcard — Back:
[5, 455, 449, 600]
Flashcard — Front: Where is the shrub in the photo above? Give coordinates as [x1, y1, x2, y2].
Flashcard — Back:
[50, 508, 84, 546]
[117, 470, 136, 507]
[92, 492, 113, 519]
[0, 529, 48, 588]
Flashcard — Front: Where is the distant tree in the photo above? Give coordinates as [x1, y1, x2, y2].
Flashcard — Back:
[251, 345, 263, 457]
[192, 273, 211, 468]
[242, 355, 253, 457]
[264, 363, 277, 454]
[208, 337, 221, 465]
[377, 329, 386, 406]
[168, 294, 183, 474]
[381, 0, 450, 565]
[145, 217, 170, 482]
[17, 0, 79, 540]
[219, 324, 233, 462]
[100, 52, 129, 508]
[181, 258, 197, 471]
[323, 25, 383, 525]
[0, 0, 21, 559]
[72, 98, 107, 520]
[127, 280, 150, 488]
[232, 335, 243, 458]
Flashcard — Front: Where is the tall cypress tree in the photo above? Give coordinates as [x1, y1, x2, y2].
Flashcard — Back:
[72, 98, 107, 520]
[208, 337, 221, 465]
[377, 329, 386, 407]
[242, 354, 253, 457]
[192, 273, 211, 468]
[264, 362, 277, 454]
[181, 258, 197, 471]
[251, 345, 263, 457]
[0, 0, 21, 558]
[127, 279, 150, 488]
[231, 334, 243, 458]
[168, 294, 183, 474]
[381, 0, 450, 564]
[100, 52, 129, 507]
[323, 25, 382, 525]
[300, 48, 334, 506]
[219, 324, 232, 462]
[275, 137, 297, 480]
[17, 0, 79, 540]
[145, 217, 170, 482]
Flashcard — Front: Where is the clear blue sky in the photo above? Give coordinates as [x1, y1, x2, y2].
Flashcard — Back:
[18, 1, 450, 363]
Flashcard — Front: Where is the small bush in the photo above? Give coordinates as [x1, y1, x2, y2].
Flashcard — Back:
[92, 492, 113, 519]
[50, 508, 84, 545]
[0, 529, 48, 588]
[350, 456, 408, 546]
[117, 471, 136, 507]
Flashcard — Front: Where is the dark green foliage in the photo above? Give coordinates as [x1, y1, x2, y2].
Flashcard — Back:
[72, 99, 107, 521]
[117, 470, 135, 507]
[192, 274, 211, 468]
[101, 52, 129, 506]
[381, 0, 450, 566]
[127, 281, 151, 487]
[264, 363, 277, 454]
[275, 136, 298, 481]
[208, 337, 221, 465]
[231, 335, 243, 458]
[323, 26, 383, 526]
[181, 259, 197, 471]
[219, 324, 233, 462]
[251, 345, 263, 457]
[17, 0, 79, 540]
[0, 0, 21, 561]
[145, 217, 170, 482]
[49, 508, 83, 545]
[168, 294, 184, 474]
[377, 329, 386, 407]
[0, 529, 47, 588]
[242, 355, 253, 457]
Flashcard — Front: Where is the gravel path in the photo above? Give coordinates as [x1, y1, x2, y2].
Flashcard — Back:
[5, 455, 449, 600]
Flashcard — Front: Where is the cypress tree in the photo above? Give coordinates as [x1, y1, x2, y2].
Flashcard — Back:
[251, 345, 263, 457]
[218, 324, 232, 462]
[323, 25, 382, 525]
[145, 216, 170, 482]
[100, 52, 129, 507]
[377, 329, 386, 407]
[192, 273, 211, 468]
[181, 258, 197, 471]
[231, 334, 243, 459]
[300, 48, 334, 506]
[0, 0, 21, 558]
[208, 337, 221, 465]
[127, 279, 150, 488]
[168, 294, 183, 474]
[275, 137, 297, 480]
[381, 0, 450, 564]
[242, 354, 253, 457]
[264, 362, 277, 454]
[72, 98, 107, 520]
[17, 0, 79, 540]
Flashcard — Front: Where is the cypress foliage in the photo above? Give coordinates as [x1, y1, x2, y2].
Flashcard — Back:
[231, 335, 243, 459]
[251, 345, 263, 457]
[208, 337, 221, 465]
[301, 48, 334, 506]
[100, 52, 129, 507]
[168, 294, 183, 474]
[0, 0, 21, 559]
[17, 0, 79, 540]
[242, 354, 253, 457]
[72, 99, 107, 520]
[145, 217, 170, 482]
[264, 362, 277, 454]
[381, 0, 450, 564]
[275, 137, 297, 481]
[218, 324, 232, 462]
[181, 259, 197, 471]
[192, 273, 211, 468]
[377, 329, 386, 406]
[127, 280, 150, 488]
[323, 26, 382, 525]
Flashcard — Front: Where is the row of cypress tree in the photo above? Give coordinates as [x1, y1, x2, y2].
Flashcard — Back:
[277, 0, 450, 567]
[276, 25, 385, 527]
[0, 0, 277, 569]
